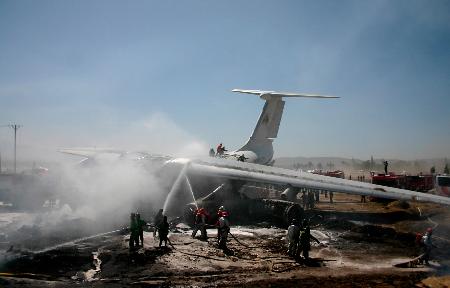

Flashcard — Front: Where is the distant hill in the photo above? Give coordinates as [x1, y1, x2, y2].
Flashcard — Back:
[274, 156, 449, 175]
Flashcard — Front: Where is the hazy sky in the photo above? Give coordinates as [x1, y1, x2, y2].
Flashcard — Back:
[0, 0, 449, 164]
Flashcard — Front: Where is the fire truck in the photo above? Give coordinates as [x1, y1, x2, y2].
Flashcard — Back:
[435, 175, 450, 197]
[371, 173, 436, 192]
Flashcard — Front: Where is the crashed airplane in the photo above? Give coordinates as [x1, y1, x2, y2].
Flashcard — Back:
[62, 89, 450, 226]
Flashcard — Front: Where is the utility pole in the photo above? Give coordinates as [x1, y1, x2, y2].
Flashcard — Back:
[9, 124, 22, 174]
[0, 124, 7, 173]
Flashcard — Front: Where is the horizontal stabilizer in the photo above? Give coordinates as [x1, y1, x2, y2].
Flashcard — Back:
[233, 88, 339, 143]
[232, 89, 339, 99]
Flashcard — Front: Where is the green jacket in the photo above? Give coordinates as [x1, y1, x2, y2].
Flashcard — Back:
[130, 219, 139, 234]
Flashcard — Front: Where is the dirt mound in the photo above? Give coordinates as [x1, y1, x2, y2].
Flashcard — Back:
[418, 275, 450, 288]
[388, 200, 410, 209]
[351, 225, 415, 244]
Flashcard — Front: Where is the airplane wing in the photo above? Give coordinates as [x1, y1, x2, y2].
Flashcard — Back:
[59, 148, 126, 158]
[59, 148, 450, 206]
[186, 157, 450, 206]
[60, 148, 173, 163]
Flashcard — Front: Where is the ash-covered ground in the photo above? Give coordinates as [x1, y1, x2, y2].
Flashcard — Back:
[1, 194, 450, 287]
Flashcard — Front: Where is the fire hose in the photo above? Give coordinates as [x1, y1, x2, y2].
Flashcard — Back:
[152, 232, 229, 262]
[227, 231, 267, 249]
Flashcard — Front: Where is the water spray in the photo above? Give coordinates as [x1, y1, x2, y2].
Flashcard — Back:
[162, 162, 190, 214]
[185, 175, 198, 209]
[211, 184, 225, 195]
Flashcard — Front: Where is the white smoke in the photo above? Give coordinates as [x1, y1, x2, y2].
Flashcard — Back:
[59, 158, 162, 220]
[130, 112, 209, 157]
[0, 112, 210, 251]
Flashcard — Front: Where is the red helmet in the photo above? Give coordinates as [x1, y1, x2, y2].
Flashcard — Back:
[427, 227, 433, 233]
[220, 211, 229, 217]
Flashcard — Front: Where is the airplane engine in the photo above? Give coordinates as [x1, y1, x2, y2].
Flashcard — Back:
[280, 186, 300, 202]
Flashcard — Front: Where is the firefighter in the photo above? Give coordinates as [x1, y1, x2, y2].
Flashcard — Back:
[216, 143, 224, 156]
[192, 207, 209, 240]
[158, 216, 170, 247]
[237, 154, 248, 162]
[301, 191, 307, 209]
[217, 211, 230, 250]
[420, 228, 434, 265]
[297, 220, 320, 260]
[136, 212, 147, 247]
[153, 209, 164, 238]
[287, 218, 300, 257]
[216, 143, 228, 156]
[209, 148, 215, 157]
[307, 191, 315, 209]
[384, 161, 389, 174]
[217, 206, 225, 216]
[216, 206, 225, 242]
[129, 213, 139, 250]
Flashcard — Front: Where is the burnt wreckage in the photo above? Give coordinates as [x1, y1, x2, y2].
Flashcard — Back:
[181, 170, 304, 228]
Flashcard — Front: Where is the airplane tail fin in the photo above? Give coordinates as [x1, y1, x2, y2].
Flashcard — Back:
[232, 89, 339, 141]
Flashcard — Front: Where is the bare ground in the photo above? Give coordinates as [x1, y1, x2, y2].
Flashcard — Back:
[1, 194, 450, 287]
